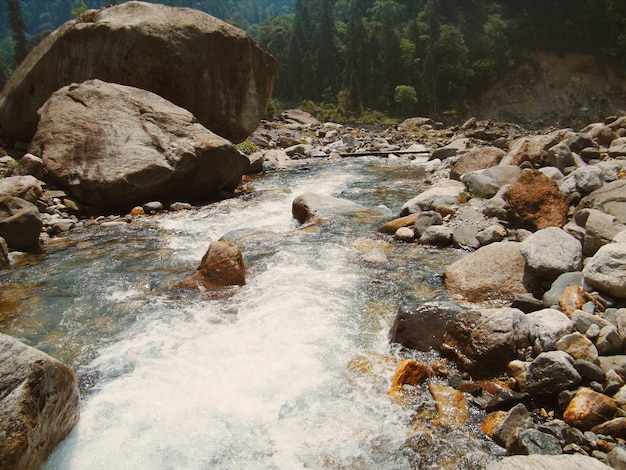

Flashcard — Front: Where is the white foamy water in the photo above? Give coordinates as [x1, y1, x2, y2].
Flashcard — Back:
[43, 163, 415, 469]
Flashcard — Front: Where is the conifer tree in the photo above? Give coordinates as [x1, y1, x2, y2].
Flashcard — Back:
[6, 0, 28, 67]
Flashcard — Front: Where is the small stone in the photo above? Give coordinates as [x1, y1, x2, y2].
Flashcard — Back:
[129, 206, 145, 216]
[393, 226, 415, 242]
[508, 428, 562, 455]
[142, 201, 164, 213]
[429, 383, 469, 427]
[524, 351, 581, 395]
[388, 360, 432, 398]
[492, 403, 535, 448]
[170, 202, 192, 211]
[556, 332, 599, 364]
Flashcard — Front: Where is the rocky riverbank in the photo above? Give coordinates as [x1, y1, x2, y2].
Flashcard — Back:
[1, 108, 626, 469]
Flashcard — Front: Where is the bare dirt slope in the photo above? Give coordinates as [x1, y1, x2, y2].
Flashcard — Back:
[472, 52, 626, 129]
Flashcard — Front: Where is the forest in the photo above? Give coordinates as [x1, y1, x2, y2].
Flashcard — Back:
[0, 0, 625, 120]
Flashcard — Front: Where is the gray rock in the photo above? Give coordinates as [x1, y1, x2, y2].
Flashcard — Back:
[543, 272, 583, 307]
[583, 242, 626, 300]
[389, 302, 466, 352]
[520, 227, 582, 280]
[596, 324, 624, 356]
[508, 429, 562, 456]
[546, 142, 574, 172]
[417, 225, 453, 246]
[393, 226, 415, 242]
[0, 333, 80, 470]
[0, 196, 41, 251]
[142, 201, 164, 213]
[452, 225, 480, 249]
[30, 80, 249, 211]
[578, 179, 626, 225]
[573, 359, 606, 383]
[400, 180, 466, 215]
[487, 454, 611, 469]
[607, 446, 626, 470]
[571, 166, 604, 194]
[463, 165, 522, 198]
[412, 210, 443, 236]
[430, 138, 470, 160]
[477, 224, 507, 246]
[575, 209, 625, 256]
[493, 403, 535, 448]
[0, 1, 278, 144]
[0, 175, 44, 205]
[539, 166, 564, 180]
[525, 309, 573, 354]
[524, 351, 581, 395]
[16, 153, 45, 180]
[440, 307, 529, 377]
[292, 192, 364, 224]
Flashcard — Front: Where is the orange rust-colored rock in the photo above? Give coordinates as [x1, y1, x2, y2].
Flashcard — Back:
[429, 383, 469, 427]
[481, 410, 508, 438]
[172, 241, 245, 291]
[563, 388, 617, 430]
[388, 359, 433, 398]
[505, 169, 568, 231]
[378, 213, 420, 235]
[559, 286, 590, 317]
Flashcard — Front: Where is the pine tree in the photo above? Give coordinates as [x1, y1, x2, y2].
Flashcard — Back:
[6, 0, 28, 68]
[314, 0, 337, 100]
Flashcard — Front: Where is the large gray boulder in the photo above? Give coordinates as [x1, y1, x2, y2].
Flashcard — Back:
[28, 80, 249, 211]
[463, 165, 522, 198]
[577, 179, 626, 224]
[583, 242, 626, 299]
[0, 333, 80, 470]
[520, 227, 582, 280]
[443, 241, 539, 304]
[292, 192, 364, 224]
[0, 1, 278, 144]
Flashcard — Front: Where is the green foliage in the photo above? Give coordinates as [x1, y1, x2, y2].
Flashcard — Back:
[235, 141, 259, 156]
[394, 85, 417, 117]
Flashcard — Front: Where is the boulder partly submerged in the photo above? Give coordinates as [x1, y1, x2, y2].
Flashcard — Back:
[0, 1, 278, 144]
[29, 80, 249, 212]
[0, 333, 80, 470]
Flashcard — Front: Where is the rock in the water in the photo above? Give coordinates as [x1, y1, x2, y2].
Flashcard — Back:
[378, 213, 420, 235]
[292, 192, 364, 223]
[444, 241, 539, 304]
[388, 359, 432, 398]
[29, 80, 249, 211]
[440, 307, 529, 377]
[563, 387, 617, 430]
[487, 454, 611, 469]
[506, 169, 568, 230]
[0, 196, 42, 251]
[583, 242, 626, 299]
[389, 302, 465, 352]
[400, 180, 466, 215]
[172, 240, 245, 291]
[429, 383, 469, 427]
[520, 227, 582, 280]
[0, 1, 278, 143]
[0, 333, 80, 470]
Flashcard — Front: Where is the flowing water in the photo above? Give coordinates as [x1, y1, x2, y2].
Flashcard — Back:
[1, 157, 498, 469]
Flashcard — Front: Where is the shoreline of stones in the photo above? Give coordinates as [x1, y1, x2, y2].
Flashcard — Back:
[1, 109, 626, 468]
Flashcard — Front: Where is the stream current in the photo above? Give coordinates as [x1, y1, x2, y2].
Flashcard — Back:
[1, 157, 498, 469]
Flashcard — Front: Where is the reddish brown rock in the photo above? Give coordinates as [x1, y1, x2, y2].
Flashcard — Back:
[388, 359, 433, 398]
[172, 241, 245, 291]
[481, 410, 508, 438]
[563, 387, 617, 431]
[559, 286, 591, 317]
[591, 417, 626, 439]
[505, 169, 569, 230]
[429, 383, 469, 427]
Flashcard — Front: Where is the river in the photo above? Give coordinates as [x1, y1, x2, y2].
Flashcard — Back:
[1, 156, 498, 469]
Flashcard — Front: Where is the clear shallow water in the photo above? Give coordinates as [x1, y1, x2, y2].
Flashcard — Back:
[1, 157, 495, 469]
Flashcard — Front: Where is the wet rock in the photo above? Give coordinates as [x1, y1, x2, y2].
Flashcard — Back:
[450, 146, 505, 181]
[30, 80, 249, 211]
[0, 333, 80, 470]
[520, 227, 582, 281]
[525, 309, 573, 354]
[399, 180, 466, 215]
[578, 179, 626, 225]
[429, 383, 469, 427]
[556, 332, 599, 364]
[583, 242, 626, 300]
[444, 241, 539, 304]
[378, 213, 420, 235]
[492, 403, 535, 448]
[485, 389, 532, 412]
[0, 196, 42, 251]
[524, 351, 581, 395]
[487, 454, 612, 469]
[482, 411, 508, 438]
[463, 165, 522, 198]
[508, 429, 562, 456]
[389, 302, 465, 352]
[388, 359, 432, 398]
[0, 1, 278, 144]
[564, 388, 617, 430]
[0, 175, 44, 205]
[291, 192, 364, 224]
[440, 307, 529, 377]
[172, 241, 245, 291]
[505, 169, 568, 231]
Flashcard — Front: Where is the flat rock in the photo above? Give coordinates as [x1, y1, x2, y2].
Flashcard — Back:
[292, 192, 364, 223]
[400, 180, 466, 215]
